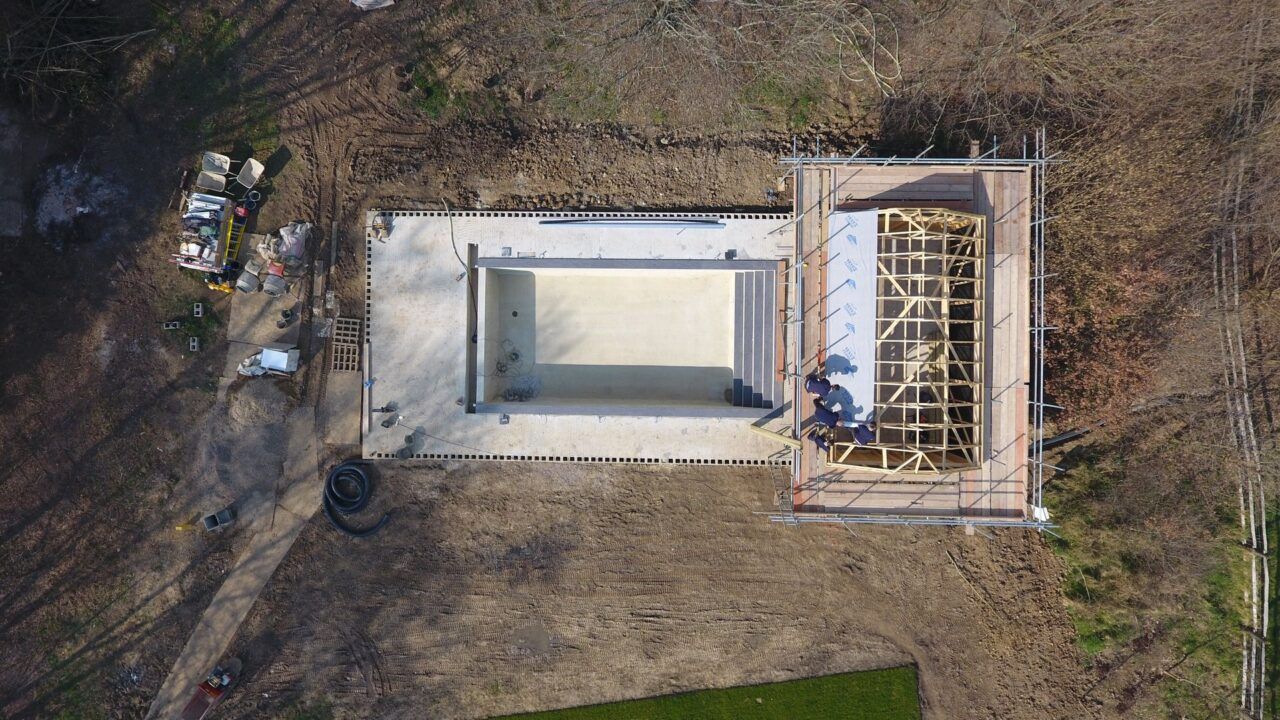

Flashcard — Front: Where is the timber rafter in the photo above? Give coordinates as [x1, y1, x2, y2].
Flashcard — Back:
[828, 208, 986, 474]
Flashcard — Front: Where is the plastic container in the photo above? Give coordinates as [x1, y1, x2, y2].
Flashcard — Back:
[262, 273, 287, 298]
[235, 272, 260, 294]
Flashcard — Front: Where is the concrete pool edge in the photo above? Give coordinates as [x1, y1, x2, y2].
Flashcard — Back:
[476, 258, 781, 271]
[474, 402, 776, 418]
[363, 210, 796, 461]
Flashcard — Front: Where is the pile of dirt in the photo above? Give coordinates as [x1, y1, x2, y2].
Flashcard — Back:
[227, 380, 286, 431]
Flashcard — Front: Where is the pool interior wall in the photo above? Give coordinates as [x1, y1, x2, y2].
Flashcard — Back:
[479, 266, 737, 409]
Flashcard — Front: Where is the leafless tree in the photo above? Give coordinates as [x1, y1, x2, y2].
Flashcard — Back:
[2, 0, 153, 108]
[500, 0, 900, 118]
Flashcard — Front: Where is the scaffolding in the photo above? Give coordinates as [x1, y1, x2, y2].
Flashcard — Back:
[772, 129, 1054, 530]
[828, 208, 985, 474]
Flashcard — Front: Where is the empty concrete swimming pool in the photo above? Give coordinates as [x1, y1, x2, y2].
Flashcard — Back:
[363, 210, 795, 462]
[475, 259, 780, 415]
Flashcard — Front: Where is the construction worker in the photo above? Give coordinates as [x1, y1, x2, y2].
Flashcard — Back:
[808, 427, 832, 452]
[852, 422, 876, 445]
[812, 399, 841, 429]
[804, 372, 841, 399]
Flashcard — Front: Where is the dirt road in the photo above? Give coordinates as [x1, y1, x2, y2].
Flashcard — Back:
[146, 407, 320, 720]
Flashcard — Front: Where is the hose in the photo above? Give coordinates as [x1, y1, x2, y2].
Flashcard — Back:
[323, 462, 390, 538]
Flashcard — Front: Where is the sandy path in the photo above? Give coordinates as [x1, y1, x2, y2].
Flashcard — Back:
[145, 407, 320, 719]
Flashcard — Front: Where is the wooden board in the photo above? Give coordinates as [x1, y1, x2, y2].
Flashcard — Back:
[834, 167, 975, 203]
[792, 166, 828, 510]
[963, 169, 1030, 519]
[814, 480, 960, 515]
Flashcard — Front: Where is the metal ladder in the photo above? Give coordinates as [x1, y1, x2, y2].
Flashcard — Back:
[771, 456, 798, 522]
[222, 211, 249, 266]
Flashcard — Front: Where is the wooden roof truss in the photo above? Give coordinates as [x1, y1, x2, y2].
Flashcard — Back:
[828, 208, 986, 474]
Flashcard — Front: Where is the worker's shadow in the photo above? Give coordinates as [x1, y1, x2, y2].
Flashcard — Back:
[826, 386, 866, 424]
[824, 354, 856, 376]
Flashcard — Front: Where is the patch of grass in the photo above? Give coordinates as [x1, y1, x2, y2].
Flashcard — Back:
[157, 9, 281, 153]
[1070, 609, 1135, 656]
[35, 575, 131, 654]
[239, 96, 281, 157]
[158, 8, 238, 58]
[201, 12, 240, 59]
[545, 61, 620, 122]
[1045, 448, 1247, 713]
[47, 667, 107, 720]
[183, 307, 221, 347]
[1270, 509, 1280, 718]
[412, 70, 453, 118]
[31, 576, 135, 720]
[158, 293, 222, 349]
[741, 75, 823, 129]
[492, 668, 920, 719]
[194, 95, 279, 178]
[406, 63, 509, 122]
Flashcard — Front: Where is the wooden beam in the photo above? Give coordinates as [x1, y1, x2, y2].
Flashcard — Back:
[748, 423, 803, 449]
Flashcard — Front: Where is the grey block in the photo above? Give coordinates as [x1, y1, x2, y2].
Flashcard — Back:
[752, 270, 767, 408]
[742, 270, 756, 405]
[733, 271, 746, 406]
[475, 402, 775, 418]
[477, 257, 780, 271]
[762, 269, 778, 408]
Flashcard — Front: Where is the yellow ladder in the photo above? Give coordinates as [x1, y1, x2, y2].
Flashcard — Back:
[222, 211, 249, 266]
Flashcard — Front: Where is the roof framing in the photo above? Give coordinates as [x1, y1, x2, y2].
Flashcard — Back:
[828, 208, 986, 474]
[776, 134, 1051, 529]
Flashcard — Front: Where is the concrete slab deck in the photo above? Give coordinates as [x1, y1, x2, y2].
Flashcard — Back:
[364, 211, 796, 463]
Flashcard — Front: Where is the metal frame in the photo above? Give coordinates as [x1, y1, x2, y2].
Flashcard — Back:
[827, 208, 985, 474]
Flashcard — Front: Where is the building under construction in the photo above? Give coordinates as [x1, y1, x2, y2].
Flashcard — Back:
[360, 138, 1049, 530]
[779, 138, 1049, 528]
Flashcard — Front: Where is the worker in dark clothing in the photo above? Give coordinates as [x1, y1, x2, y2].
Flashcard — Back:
[852, 422, 876, 445]
[808, 427, 831, 453]
[804, 372, 842, 398]
[812, 399, 841, 428]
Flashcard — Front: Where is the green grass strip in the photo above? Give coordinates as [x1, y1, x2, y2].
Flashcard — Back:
[492, 666, 921, 720]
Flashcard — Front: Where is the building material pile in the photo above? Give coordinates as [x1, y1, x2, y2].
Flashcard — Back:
[235, 221, 311, 297]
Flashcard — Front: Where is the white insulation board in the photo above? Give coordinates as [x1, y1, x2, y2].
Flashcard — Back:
[824, 210, 877, 423]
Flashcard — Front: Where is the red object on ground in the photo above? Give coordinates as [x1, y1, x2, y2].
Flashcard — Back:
[266, 261, 285, 277]
[234, 205, 249, 218]
[178, 663, 238, 720]
[178, 680, 224, 720]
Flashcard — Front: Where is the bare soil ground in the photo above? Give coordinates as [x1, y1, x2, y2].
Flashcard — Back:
[228, 463, 1094, 720]
[7, 0, 1269, 718]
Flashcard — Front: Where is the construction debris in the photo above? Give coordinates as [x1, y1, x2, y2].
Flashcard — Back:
[237, 346, 301, 377]
[236, 222, 312, 298]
